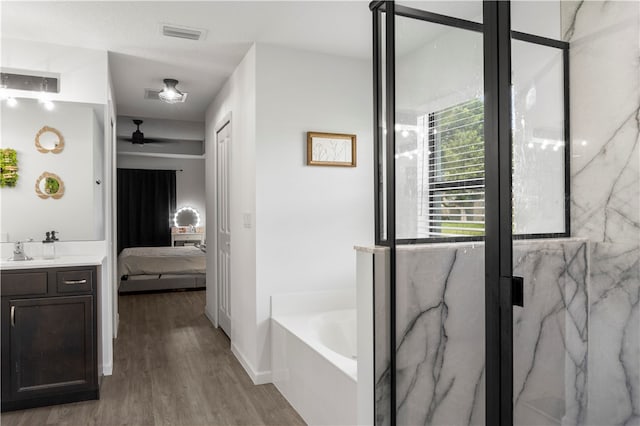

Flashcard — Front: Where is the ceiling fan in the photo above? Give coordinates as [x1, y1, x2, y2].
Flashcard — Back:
[125, 119, 165, 145]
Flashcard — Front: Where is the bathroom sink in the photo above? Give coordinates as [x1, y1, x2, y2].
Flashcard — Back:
[0, 257, 58, 270]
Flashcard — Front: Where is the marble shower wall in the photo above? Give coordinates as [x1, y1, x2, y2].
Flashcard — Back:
[563, 1, 640, 425]
[374, 240, 589, 426]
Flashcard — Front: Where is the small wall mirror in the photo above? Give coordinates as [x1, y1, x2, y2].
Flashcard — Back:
[174, 206, 200, 227]
[35, 126, 65, 153]
[35, 172, 65, 199]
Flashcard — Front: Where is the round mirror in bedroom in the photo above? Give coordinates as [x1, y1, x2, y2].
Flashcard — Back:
[174, 206, 200, 227]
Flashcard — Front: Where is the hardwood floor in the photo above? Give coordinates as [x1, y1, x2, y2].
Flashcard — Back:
[1, 290, 305, 426]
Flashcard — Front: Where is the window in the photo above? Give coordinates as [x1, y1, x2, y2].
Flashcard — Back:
[418, 99, 485, 237]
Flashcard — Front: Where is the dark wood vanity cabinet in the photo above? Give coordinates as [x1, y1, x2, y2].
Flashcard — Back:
[1, 266, 99, 411]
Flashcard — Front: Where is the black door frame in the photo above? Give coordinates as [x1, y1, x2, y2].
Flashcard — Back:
[370, 1, 570, 424]
[483, 2, 513, 424]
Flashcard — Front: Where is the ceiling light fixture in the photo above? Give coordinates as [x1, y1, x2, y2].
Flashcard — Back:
[158, 78, 185, 104]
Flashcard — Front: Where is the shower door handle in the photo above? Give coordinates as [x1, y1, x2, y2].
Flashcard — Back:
[512, 276, 524, 307]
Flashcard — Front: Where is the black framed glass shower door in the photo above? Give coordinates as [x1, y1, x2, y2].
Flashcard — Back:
[371, 1, 571, 425]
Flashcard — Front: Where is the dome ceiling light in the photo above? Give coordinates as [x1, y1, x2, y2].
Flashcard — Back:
[158, 78, 185, 104]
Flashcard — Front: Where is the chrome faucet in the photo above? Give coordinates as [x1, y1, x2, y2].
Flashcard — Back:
[11, 241, 32, 261]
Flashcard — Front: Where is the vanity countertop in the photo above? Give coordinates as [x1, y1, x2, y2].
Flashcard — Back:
[0, 255, 105, 271]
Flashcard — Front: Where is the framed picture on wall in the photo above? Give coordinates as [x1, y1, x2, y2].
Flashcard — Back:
[306, 132, 357, 167]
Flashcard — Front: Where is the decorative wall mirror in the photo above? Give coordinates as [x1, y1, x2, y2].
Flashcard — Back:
[174, 206, 200, 227]
[35, 126, 65, 154]
[35, 172, 65, 199]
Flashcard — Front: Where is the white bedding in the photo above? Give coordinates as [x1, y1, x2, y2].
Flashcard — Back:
[118, 246, 206, 276]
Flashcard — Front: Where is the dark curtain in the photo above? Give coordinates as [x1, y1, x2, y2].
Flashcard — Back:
[117, 168, 176, 253]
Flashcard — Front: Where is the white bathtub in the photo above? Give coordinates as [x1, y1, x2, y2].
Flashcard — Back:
[271, 291, 357, 426]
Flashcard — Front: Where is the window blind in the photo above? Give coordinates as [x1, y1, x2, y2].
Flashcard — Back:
[425, 99, 485, 237]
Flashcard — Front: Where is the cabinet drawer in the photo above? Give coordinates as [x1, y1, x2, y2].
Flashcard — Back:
[56, 270, 93, 293]
[1, 272, 47, 297]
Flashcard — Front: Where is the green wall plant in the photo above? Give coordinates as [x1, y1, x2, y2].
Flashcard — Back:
[0, 149, 19, 187]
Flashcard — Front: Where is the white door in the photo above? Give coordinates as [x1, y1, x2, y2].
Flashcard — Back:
[216, 122, 232, 336]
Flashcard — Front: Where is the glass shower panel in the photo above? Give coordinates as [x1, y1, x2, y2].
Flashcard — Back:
[393, 15, 486, 425]
[379, 11, 387, 242]
[511, 41, 580, 425]
[512, 41, 565, 235]
[395, 17, 484, 240]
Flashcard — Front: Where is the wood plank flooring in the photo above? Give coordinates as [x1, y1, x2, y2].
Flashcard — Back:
[1, 290, 305, 426]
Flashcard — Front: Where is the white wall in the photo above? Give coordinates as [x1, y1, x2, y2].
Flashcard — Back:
[205, 45, 257, 379]
[254, 44, 373, 375]
[205, 43, 373, 382]
[1, 99, 101, 241]
[116, 155, 206, 227]
[93, 110, 105, 240]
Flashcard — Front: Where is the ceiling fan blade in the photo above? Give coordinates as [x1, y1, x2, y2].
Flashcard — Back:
[123, 137, 144, 145]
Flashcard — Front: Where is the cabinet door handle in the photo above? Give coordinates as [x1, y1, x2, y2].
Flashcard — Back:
[64, 279, 87, 285]
[11, 306, 15, 327]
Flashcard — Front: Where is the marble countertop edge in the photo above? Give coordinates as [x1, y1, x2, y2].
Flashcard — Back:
[1, 255, 106, 270]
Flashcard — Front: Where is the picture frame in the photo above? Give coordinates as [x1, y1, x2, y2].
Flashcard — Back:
[306, 131, 356, 167]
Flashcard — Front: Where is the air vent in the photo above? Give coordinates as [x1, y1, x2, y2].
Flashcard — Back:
[161, 24, 206, 41]
[144, 89, 188, 103]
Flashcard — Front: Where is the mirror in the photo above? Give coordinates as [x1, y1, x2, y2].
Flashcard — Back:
[174, 206, 200, 227]
[1, 98, 105, 242]
[35, 126, 65, 153]
[35, 172, 64, 199]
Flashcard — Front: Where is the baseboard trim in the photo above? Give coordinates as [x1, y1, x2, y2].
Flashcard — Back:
[100, 362, 113, 376]
[204, 306, 217, 327]
[230, 343, 271, 385]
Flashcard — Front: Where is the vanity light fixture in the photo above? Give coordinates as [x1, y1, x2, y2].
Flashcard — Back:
[39, 78, 55, 111]
[158, 78, 185, 104]
[0, 74, 17, 107]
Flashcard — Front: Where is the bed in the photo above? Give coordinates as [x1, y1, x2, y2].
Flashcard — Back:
[118, 246, 206, 293]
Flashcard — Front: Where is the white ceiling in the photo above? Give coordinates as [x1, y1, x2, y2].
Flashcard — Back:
[1, 1, 373, 122]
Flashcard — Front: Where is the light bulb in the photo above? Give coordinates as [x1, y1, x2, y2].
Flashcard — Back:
[401, 130, 409, 138]
[527, 142, 534, 149]
[43, 100, 55, 111]
[6, 97, 17, 107]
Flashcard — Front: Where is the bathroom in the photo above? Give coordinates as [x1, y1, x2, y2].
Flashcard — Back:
[0, 1, 638, 425]
[269, 1, 640, 425]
